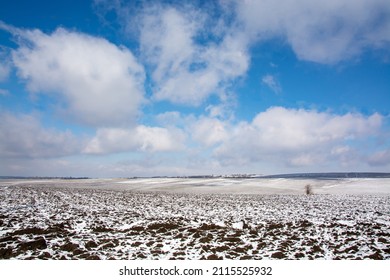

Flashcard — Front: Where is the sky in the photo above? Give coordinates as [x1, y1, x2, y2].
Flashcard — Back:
[0, 0, 390, 177]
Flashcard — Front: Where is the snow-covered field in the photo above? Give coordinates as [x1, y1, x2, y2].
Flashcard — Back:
[0, 178, 389, 259]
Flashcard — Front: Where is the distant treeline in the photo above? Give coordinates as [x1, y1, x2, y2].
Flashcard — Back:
[127, 172, 390, 180]
[259, 172, 390, 179]
[127, 174, 259, 179]
[2, 173, 389, 180]
[0, 176, 90, 180]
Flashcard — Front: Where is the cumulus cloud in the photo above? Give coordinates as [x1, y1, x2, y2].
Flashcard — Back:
[190, 117, 229, 147]
[155, 111, 229, 147]
[0, 112, 81, 158]
[139, 5, 249, 105]
[262, 74, 281, 94]
[235, 0, 390, 64]
[214, 107, 383, 167]
[84, 125, 186, 154]
[11, 27, 145, 127]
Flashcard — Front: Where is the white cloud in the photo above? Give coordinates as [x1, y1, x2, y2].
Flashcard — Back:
[139, 5, 249, 105]
[214, 107, 383, 167]
[11, 27, 145, 127]
[368, 149, 390, 166]
[0, 89, 9, 96]
[190, 117, 229, 147]
[262, 74, 281, 94]
[0, 112, 81, 158]
[0, 62, 10, 82]
[154, 111, 188, 129]
[0, 51, 11, 82]
[84, 125, 186, 154]
[155, 111, 230, 147]
[235, 0, 390, 64]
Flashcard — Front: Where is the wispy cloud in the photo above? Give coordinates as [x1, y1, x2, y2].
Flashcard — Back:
[0, 89, 9, 96]
[0, 51, 11, 82]
[368, 149, 390, 166]
[235, 0, 390, 64]
[138, 5, 249, 106]
[262, 74, 281, 94]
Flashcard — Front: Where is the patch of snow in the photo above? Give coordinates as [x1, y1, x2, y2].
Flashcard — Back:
[214, 221, 226, 227]
[232, 221, 244, 230]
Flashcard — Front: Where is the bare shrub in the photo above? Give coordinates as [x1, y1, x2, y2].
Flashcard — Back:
[305, 184, 313, 195]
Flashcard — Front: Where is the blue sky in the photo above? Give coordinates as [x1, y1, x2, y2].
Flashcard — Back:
[0, 0, 390, 177]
